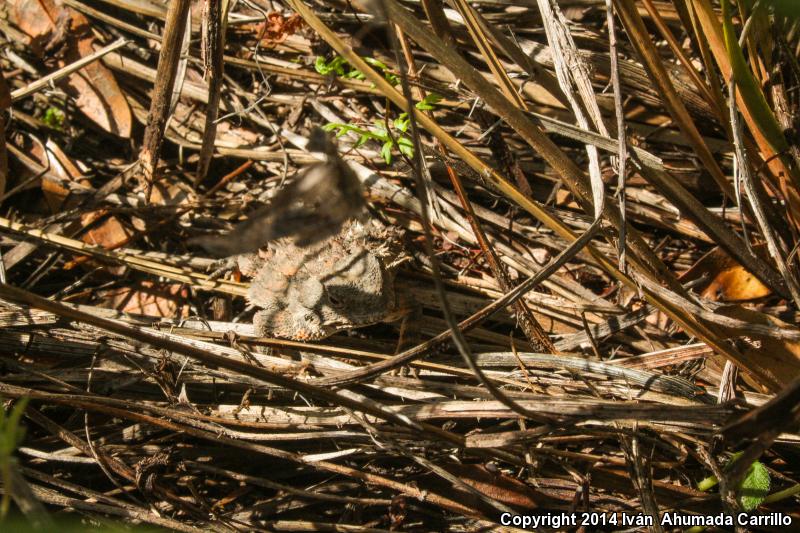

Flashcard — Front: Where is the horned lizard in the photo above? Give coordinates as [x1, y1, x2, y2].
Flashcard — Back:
[234, 217, 404, 340]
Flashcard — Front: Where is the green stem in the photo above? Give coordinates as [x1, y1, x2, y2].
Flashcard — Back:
[696, 474, 719, 492]
[763, 483, 800, 503]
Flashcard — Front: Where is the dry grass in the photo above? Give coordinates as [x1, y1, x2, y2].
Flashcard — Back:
[0, 0, 798, 530]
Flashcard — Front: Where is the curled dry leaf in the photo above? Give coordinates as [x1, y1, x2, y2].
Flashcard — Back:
[255, 12, 305, 47]
[11, 0, 132, 138]
[680, 246, 771, 302]
[9, 134, 92, 210]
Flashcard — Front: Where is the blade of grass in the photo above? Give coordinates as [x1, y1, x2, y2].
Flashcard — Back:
[721, 0, 788, 154]
[606, 0, 628, 271]
[679, 0, 730, 123]
[466, 6, 567, 108]
[534, 0, 607, 221]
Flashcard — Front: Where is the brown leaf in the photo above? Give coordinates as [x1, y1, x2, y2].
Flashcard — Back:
[148, 179, 190, 206]
[95, 281, 187, 318]
[680, 246, 771, 302]
[442, 463, 541, 509]
[79, 212, 133, 250]
[33, 139, 91, 211]
[11, 0, 132, 138]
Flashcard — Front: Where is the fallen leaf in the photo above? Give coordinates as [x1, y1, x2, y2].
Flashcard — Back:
[95, 281, 187, 318]
[9, 134, 90, 211]
[148, 178, 190, 206]
[11, 0, 132, 138]
[41, 138, 91, 211]
[680, 246, 771, 301]
[441, 463, 542, 509]
[79, 212, 133, 250]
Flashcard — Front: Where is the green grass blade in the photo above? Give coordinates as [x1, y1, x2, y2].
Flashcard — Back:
[722, 0, 788, 153]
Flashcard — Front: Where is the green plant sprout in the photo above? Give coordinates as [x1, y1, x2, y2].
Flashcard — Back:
[315, 53, 442, 164]
[688, 452, 775, 533]
[323, 93, 442, 164]
[42, 107, 64, 131]
[322, 120, 411, 165]
[314, 55, 399, 85]
[0, 397, 30, 520]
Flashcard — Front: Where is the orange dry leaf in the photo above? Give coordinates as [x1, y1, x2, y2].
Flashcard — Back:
[680, 246, 771, 302]
[11, 0, 132, 137]
[256, 12, 305, 47]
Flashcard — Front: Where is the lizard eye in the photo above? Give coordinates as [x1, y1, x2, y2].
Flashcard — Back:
[327, 293, 344, 308]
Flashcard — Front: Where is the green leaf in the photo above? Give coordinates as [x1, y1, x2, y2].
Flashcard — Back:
[344, 69, 366, 80]
[371, 121, 388, 140]
[7, 398, 28, 450]
[722, 0, 788, 153]
[332, 57, 348, 76]
[416, 93, 442, 111]
[381, 141, 393, 164]
[363, 57, 399, 84]
[739, 461, 770, 510]
[398, 141, 414, 158]
[316, 56, 350, 77]
[393, 115, 409, 132]
[314, 56, 331, 75]
[0, 398, 28, 456]
[364, 57, 389, 70]
[726, 452, 771, 511]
